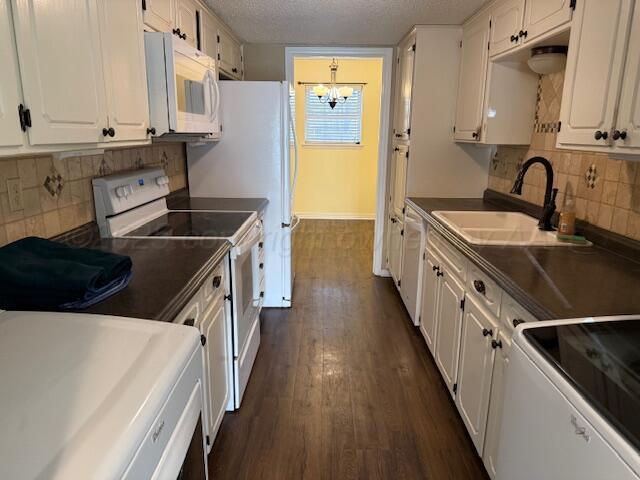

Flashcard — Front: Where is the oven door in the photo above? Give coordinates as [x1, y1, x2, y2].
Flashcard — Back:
[168, 38, 220, 136]
[230, 222, 263, 358]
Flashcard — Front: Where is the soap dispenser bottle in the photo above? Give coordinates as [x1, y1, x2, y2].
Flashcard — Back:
[557, 194, 576, 236]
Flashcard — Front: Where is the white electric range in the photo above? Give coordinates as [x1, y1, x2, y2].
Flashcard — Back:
[93, 168, 265, 410]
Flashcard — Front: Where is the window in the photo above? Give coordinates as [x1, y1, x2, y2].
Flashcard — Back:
[304, 86, 363, 145]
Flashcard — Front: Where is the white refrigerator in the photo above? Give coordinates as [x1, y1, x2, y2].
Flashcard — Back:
[187, 81, 297, 308]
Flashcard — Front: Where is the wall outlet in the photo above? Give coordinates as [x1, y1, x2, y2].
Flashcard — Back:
[6, 178, 24, 212]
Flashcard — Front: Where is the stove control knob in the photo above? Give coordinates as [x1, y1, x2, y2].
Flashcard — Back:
[156, 175, 169, 186]
[115, 186, 128, 198]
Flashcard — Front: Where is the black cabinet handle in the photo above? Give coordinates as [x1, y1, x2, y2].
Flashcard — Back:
[212, 275, 222, 289]
[147, 127, 156, 135]
[491, 339, 503, 349]
[594, 130, 608, 140]
[436, 271, 444, 277]
[510, 34, 518, 42]
[181, 33, 187, 40]
[394, 147, 400, 152]
[259, 263, 264, 269]
[103, 127, 115, 137]
[612, 130, 627, 141]
[232, 67, 238, 73]
[519, 30, 528, 39]
[472, 131, 479, 139]
[260, 292, 264, 298]
[432, 265, 439, 272]
[482, 328, 493, 337]
[473, 279, 486, 295]
[512, 318, 525, 328]
[173, 28, 181, 36]
[184, 318, 195, 327]
[102, 127, 109, 137]
[259, 242, 264, 248]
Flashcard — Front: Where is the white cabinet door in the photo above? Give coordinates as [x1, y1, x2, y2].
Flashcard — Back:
[391, 145, 408, 218]
[388, 218, 403, 287]
[11, 0, 107, 146]
[142, 0, 175, 32]
[98, 0, 150, 142]
[616, 4, 640, 149]
[454, 12, 491, 141]
[200, 9, 219, 60]
[419, 249, 442, 356]
[200, 294, 231, 446]
[0, 0, 24, 149]
[218, 28, 242, 78]
[393, 35, 416, 141]
[557, 0, 633, 148]
[522, 0, 573, 43]
[434, 268, 465, 397]
[489, 0, 525, 57]
[482, 330, 511, 480]
[455, 295, 498, 455]
[399, 210, 424, 325]
[176, 0, 198, 47]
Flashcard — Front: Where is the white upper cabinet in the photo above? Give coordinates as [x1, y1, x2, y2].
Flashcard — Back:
[522, 0, 573, 43]
[489, 0, 525, 57]
[557, 0, 634, 148]
[616, 4, 640, 150]
[0, 1, 24, 149]
[391, 145, 408, 219]
[176, 0, 198, 47]
[455, 294, 498, 455]
[454, 11, 491, 142]
[11, 0, 107, 146]
[393, 34, 416, 141]
[142, 0, 175, 32]
[98, 0, 150, 142]
[199, 9, 218, 60]
[218, 27, 243, 79]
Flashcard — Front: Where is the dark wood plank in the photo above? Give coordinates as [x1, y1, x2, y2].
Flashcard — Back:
[209, 220, 489, 480]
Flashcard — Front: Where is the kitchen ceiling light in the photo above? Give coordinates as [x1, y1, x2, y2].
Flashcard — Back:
[527, 46, 568, 75]
[314, 58, 352, 109]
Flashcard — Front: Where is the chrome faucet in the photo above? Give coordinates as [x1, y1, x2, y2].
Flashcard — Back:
[510, 156, 558, 231]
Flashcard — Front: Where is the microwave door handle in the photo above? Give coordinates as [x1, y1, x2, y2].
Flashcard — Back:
[207, 70, 220, 123]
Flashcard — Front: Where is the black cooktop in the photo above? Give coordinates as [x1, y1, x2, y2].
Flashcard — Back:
[124, 211, 253, 238]
[524, 320, 640, 452]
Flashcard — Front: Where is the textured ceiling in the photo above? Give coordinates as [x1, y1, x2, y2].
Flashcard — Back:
[204, 0, 487, 45]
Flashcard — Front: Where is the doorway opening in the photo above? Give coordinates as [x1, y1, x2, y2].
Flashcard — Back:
[285, 47, 393, 276]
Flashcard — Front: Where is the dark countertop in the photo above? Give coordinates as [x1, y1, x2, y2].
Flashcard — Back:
[407, 195, 640, 320]
[167, 190, 269, 214]
[58, 224, 230, 322]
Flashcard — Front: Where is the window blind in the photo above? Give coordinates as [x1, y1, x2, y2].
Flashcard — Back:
[304, 86, 363, 144]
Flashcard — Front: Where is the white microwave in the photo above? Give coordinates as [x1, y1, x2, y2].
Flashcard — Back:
[144, 32, 221, 139]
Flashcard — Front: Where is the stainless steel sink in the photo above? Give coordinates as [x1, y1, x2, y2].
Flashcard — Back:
[432, 211, 591, 246]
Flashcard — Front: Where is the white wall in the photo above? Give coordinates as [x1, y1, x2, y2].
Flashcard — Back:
[406, 26, 491, 198]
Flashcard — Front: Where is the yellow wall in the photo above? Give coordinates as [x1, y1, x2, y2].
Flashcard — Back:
[293, 57, 382, 219]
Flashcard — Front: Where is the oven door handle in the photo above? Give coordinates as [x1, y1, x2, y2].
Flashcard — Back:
[234, 228, 262, 257]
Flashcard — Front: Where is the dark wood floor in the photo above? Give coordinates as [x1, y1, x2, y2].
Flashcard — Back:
[209, 220, 488, 479]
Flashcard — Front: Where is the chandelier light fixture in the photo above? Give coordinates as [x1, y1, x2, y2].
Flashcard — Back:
[312, 58, 354, 109]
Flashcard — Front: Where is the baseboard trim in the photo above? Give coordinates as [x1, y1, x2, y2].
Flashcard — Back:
[295, 212, 376, 220]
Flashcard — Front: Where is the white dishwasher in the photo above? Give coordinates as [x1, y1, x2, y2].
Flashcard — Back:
[0, 311, 207, 480]
[399, 206, 425, 325]
[497, 316, 640, 480]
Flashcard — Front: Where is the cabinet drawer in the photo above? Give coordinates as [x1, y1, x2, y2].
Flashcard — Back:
[500, 293, 537, 334]
[467, 264, 502, 317]
[202, 262, 226, 307]
[427, 231, 468, 282]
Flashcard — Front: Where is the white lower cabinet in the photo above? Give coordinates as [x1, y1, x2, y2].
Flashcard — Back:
[434, 267, 465, 397]
[482, 330, 511, 480]
[419, 249, 442, 355]
[199, 289, 230, 448]
[455, 294, 499, 455]
[399, 208, 424, 325]
[388, 217, 403, 287]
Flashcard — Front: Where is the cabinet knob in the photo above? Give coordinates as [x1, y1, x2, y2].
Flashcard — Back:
[212, 275, 222, 289]
[181, 33, 187, 40]
[259, 263, 264, 269]
[594, 130, 608, 140]
[232, 67, 238, 73]
[102, 127, 109, 137]
[102, 127, 115, 137]
[260, 291, 265, 298]
[432, 265, 439, 272]
[147, 127, 156, 135]
[436, 270, 444, 277]
[510, 34, 518, 42]
[173, 28, 181, 36]
[473, 279, 486, 295]
[491, 339, 503, 349]
[394, 147, 400, 152]
[512, 318, 525, 328]
[482, 328, 493, 337]
[612, 129, 627, 141]
[259, 241, 264, 248]
[184, 318, 195, 327]
[518, 30, 528, 39]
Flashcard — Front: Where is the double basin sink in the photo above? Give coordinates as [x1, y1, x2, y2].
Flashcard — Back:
[432, 211, 591, 247]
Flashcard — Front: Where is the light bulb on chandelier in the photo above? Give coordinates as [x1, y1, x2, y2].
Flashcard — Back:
[314, 59, 353, 109]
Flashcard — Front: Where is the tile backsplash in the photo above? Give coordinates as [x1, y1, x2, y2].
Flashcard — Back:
[0, 144, 187, 246]
[489, 70, 640, 241]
